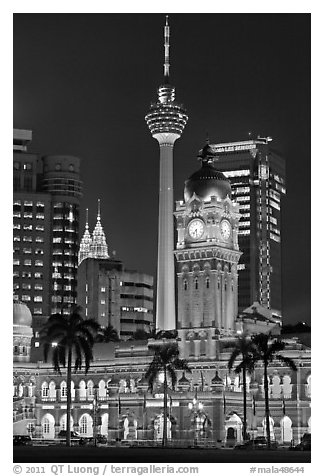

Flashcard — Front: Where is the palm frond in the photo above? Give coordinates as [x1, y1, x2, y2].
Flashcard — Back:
[276, 354, 297, 371]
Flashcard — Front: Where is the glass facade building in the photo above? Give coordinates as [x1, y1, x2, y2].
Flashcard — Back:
[208, 138, 285, 317]
[13, 129, 83, 323]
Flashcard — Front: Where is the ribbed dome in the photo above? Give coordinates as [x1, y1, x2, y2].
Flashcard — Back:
[184, 162, 231, 203]
[13, 302, 32, 327]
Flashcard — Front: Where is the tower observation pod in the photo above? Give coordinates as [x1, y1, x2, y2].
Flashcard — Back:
[145, 16, 188, 331]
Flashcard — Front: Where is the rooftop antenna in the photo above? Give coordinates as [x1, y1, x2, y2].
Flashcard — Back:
[97, 199, 101, 220]
[164, 15, 170, 81]
[85, 208, 89, 229]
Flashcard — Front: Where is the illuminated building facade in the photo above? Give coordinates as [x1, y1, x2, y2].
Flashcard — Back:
[13, 128, 82, 322]
[174, 142, 241, 358]
[207, 138, 286, 318]
[145, 16, 188, 331]
[77, 206, 154, 339]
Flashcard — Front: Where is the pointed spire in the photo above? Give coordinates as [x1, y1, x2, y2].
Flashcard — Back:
[89, 199, 109, 260]
[164, 15, 170, 81]
[78, 208, 93, 265]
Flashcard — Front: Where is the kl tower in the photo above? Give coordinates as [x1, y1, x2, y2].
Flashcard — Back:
[145, 16, 188, 330]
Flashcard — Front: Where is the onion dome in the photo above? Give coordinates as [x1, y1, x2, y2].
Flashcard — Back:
[13, 301, 33, 328]
[184, 142, 231, 203]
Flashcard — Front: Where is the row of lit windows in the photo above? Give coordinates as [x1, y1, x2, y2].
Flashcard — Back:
[14, 283, 43, 290]
[13, 224, 45, 231]
[13, 248, 44, 254]
[269, 189, 281, 202]
[52, 272, 75, 280]
[53, 284, 72, 291]
[51, 262, 77, 269]
[13, 200, 44, 208]
[121, 306, 149, 313]
[13, 259, 43, 266]
[51, 296, 75, 303]
[236, 196, 250, 202]
[232, 186, 250, 194]
[14, 271, 43, 279]
[239, 221, 250, 228]
[238, 230, 251, 235]
[52, 249, 74, 256]
[13, 212, 45, 219]
[223, 169, 250, 178]
[239, 204, 250, 211]
[269, 199, 280, 211]
[13, 236, 44, 243]
[19, 295, 43, 302]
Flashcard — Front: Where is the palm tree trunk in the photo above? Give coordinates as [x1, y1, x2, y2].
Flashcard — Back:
[263, 362, 271, 449]
[66, 346, 72, 447]
[163, 367, 168, 447]
[242, 367, 247, 441]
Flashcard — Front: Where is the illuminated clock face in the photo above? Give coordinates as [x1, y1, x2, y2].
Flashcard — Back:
[188, 219, 204, 239]
[220, 220, 232, 240]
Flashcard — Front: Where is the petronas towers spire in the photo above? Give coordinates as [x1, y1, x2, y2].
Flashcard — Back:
[78, 200, 109, 265]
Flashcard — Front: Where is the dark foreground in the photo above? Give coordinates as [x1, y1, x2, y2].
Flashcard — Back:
[14, 446, 311, 463]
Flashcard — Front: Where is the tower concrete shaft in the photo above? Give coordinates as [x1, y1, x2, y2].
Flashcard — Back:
[145, 17, 188, 330]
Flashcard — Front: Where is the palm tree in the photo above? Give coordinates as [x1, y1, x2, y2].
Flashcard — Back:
[251, 333, 297, 449]
[96, 324, 119, 343]
[228, 334, 256, 441]
[145, 343, 190, 447]
[40, 306, 100, 447]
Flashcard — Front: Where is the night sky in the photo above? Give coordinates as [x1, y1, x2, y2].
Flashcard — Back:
[13, 13, 311, 325]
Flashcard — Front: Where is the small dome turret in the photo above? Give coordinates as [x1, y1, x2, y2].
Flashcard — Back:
[184, 142, 231, 203]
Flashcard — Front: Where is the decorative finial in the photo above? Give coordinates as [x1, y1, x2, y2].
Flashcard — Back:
[164, 15, 170, 81]
[97, 199, 101, 220]
[206, 132, 210, 145]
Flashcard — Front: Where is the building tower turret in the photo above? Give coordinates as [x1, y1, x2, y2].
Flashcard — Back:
[89, 199, 109, 260]
[78, 208, 92, 265]
[145, 16, 188, 330]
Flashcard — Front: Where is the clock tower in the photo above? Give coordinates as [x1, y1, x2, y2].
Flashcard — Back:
[174, 142, 242, 359]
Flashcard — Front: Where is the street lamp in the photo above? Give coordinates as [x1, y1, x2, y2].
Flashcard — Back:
[188, 390, 204, 446]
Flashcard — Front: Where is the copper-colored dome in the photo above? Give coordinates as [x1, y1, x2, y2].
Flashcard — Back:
[13, 302, 32, 327]
[184, 162, 231, 203]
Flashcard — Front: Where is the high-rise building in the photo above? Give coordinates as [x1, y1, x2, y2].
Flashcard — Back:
[206, 138, 285, 318]
[13, 128, 83, 323]
[145, 16, 188, 331]
[77, 207, 154, 339]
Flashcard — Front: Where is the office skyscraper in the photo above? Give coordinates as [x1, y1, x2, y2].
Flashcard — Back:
[13, 128, 83, 323]
[207, 137, 286, 318]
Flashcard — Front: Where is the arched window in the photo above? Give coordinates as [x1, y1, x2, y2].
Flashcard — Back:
[194, 277, 198, 290]
[87, 380, 94, 398]
[79, 380, 86, 400]
[49, 381, 56, 399]
[79, 414, 93, 437]
[41, 382, 49, 398]
[183, 279, 188, 291]
[60, 414, 74, 431]
[101, 413, 109, 436]
[206, 277, 210, 289]
[60, 381, 67, 399]
[98, 380, 106, 398]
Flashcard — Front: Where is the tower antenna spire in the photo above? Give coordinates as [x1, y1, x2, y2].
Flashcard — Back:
[97, 199, 101, 220]
[164, 15, 170, 81]
[85, 208, 89, 229]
